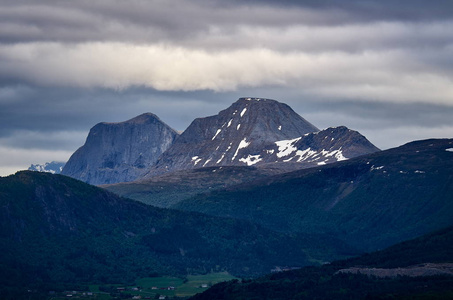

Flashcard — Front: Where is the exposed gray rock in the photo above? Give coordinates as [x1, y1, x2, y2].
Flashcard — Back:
[253, 126, 380, 168]
[61, 113, 178, 185]
[143, 97, 378, 177]
[144, 97, 319, 176]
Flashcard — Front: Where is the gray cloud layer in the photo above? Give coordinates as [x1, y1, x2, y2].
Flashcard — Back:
[0, 0, 452, 175]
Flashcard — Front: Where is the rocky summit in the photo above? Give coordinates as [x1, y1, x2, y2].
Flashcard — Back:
[62, 97, 380, 184]
[143, 97, 378, 177]
[253, 126, 380, 167]
[61, 113, 178, 185]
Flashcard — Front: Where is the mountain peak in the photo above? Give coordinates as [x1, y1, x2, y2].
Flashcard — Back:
[61, 113, 178, 185]
[101, 112, 161, 125]
[144, 98, 326, 176]
[215, 97, 319, 138]
[237, 97, 274, 102]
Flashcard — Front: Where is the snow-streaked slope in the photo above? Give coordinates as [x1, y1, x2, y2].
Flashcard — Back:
[144, 97, 321, 177]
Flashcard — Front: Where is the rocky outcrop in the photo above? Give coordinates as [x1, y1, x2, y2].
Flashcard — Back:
[253, 126, 380, 168]
[61, 113, 178, 185]
[144, 97, 320, 176]
[143, 97, 379, 177]
[62, 97, 380, 184]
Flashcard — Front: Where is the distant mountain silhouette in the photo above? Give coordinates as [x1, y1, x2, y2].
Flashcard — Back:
[28, 161, 65, 174]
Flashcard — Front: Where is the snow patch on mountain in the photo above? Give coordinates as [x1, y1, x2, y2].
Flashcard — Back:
[141, 98, 378, 177]
[275, 137, 302, 158]
[294, 148, 318, 162]
[212, 129, 222, 140]
[217, 153, 226, 164]
[192, 156, 202, 166]
[321, 148, 348, 161]
[239, 154, 263, 166]
[232, 138, 251, 161]
[203, 158, 212, 167]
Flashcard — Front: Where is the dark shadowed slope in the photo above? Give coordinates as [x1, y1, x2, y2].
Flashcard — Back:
[0, 171, 353, 298]
[191, 225, 453, 300]
[174, 138, 453, 252]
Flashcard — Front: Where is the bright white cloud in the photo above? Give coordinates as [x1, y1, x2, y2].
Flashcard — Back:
[1, 42, 452, 105]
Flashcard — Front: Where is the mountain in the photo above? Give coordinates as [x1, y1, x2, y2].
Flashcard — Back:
[173, 138, 453, 252]
[103, 126, 379, 208]
[0, 171, 353, 298]
[103, 99, 378, 207]
[28, 161, 65, 174]
[61, 113, 178, 185]
[143, 97, 378, 177]
[62, 98, 379, 184]
[191, 225, 453, 300]
[255, 125, 380, 166]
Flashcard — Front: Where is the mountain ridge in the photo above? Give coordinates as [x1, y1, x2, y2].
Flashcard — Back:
[60, 97, 379, 184]
[142, 97, 378, 177]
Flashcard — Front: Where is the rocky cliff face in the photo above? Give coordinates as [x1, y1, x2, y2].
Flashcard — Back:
[61, 113, 178, 185]
[62, 97, 380, 184]
[145, 97, 320, 176]
[143, 98, 379, 177]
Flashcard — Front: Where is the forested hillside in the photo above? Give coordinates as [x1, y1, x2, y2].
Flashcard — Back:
[192, 225, 453, 300]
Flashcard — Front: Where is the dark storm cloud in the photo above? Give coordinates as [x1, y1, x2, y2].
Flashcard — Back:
[2, 0, 451, 45]
[299, 100, 453, 130]
[236, 0, 453, 21]
[0, 85, 231, 149]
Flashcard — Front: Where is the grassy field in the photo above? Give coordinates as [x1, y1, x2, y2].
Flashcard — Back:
[83, 272, 238, 299]
[135, 272, 237, 297]
[175, 273, 237, 297]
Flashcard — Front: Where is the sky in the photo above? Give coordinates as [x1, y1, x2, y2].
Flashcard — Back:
[1, 0, 452, 176]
